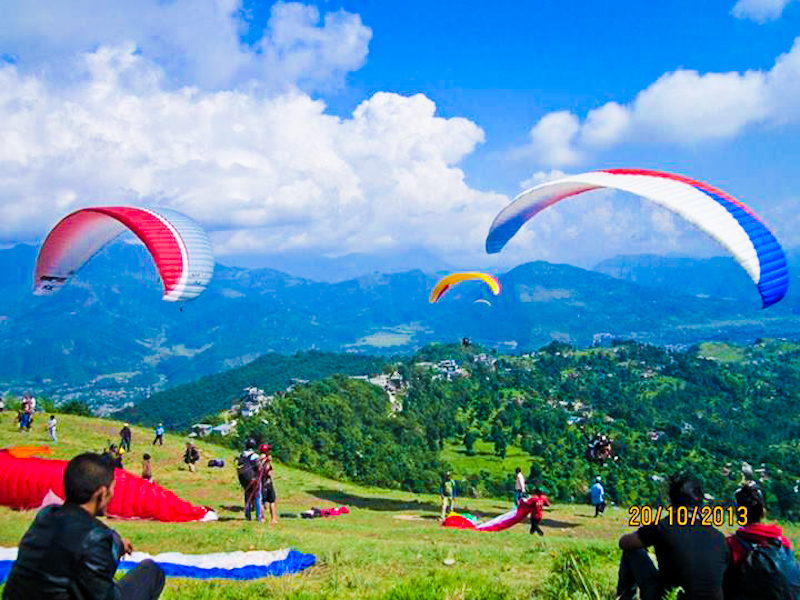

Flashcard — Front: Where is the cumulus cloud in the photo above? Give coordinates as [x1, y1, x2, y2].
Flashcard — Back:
[0, 46, 510, 264]
[0, 0, 371, 91]
[519, 170, 568, 190]
[732, 0, 795, 22]
[519, 111, 582, 167]
[518, 37, 800, 168]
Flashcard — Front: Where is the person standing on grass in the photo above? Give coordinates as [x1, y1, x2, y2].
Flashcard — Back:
[591, 476, 606, 517]
[120, 423, 132, 452]
[527, 486, 551, 536]
[152, 423, 165, 446]
[440, 471, 457, 520]
[1, 452, 165, 600]
[514, 467, 527, 506]
[260, 444, 279, 525]
[141, 453, 153, 482]
[237, 439, 263, 522]
[46, 415, 57, 443]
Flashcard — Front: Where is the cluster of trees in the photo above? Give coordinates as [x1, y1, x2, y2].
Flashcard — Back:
[235, 375, 447, 492]
[134, 337, 800, 516]
[243, 340, 800, 515]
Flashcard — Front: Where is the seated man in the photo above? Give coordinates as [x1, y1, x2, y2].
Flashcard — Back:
[723, 483, 799, 599]
[2, 452, 165, 600]
[617, 475, 729, 600]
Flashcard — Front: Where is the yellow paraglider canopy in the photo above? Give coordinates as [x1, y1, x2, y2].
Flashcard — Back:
[429, 272, 501, 303]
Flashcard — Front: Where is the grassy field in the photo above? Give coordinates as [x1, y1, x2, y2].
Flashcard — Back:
[1, 413, 798, 599]
[696, 342, 748, 363]
[442, 440, 534, 485]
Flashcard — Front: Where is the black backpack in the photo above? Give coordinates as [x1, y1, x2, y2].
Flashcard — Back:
[734, 535, 800, 600]
[236, 451, 256, 488]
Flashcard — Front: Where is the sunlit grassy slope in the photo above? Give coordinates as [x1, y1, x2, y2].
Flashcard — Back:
[2, 414, 799, 599]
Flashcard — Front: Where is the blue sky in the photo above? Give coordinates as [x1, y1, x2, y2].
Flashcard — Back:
[0, 0, 798, 272]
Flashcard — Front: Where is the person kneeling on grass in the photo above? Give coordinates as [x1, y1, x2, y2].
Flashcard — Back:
[2, 452, 165, 600]
[183, 441, 200, 473]
[616, 474, 729, 600]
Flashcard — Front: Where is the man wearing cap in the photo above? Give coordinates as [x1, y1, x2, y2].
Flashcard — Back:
[152, 424, 165, 446]
[591, 476, 605, 517]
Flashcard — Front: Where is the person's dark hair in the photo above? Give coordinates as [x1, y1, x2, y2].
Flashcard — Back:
[64, 453, 115, 504]
[735, 484, 765, 524]
[668, 474, 704, 508]
[245, 438, 256, 450]
[515, 467, 521, 474]
[143, 453, 151, 460]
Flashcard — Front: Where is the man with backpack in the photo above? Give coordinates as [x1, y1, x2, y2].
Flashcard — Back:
[440, 472, 457, 520]
[723, 483, 800, 600]
[617, 474, 730, 600]
[237, 439, 263, 522]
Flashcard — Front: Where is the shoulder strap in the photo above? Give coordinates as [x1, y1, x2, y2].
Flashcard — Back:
[734, 533, 755, 552]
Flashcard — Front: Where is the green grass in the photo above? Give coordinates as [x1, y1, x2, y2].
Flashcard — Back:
[2, 413, 800, 599]
[442, 440, 534, 488]
[696, 342, 747, 363]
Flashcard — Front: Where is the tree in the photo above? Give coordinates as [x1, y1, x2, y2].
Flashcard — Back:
[490, 422, 507, 458]
[464, 429, 479, 456]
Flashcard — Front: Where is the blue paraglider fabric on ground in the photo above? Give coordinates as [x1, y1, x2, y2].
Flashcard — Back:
[0, 548, 315, 582]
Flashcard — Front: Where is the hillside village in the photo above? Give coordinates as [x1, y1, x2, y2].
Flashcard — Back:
[188, 357, 500, 437]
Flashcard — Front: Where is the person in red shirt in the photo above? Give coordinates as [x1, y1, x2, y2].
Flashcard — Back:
[723, 483, 794, 598]
[526, 486, 551, 535]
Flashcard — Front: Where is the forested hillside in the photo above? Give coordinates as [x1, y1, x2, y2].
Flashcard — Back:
[120, 351, 389, 428]
[223, 339, 800, 517]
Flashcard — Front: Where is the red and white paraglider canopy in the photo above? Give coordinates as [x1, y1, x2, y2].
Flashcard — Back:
[486, 169, 789, 308]
[34, 206, 214, 302]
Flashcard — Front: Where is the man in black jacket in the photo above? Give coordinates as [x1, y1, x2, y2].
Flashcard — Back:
[616, 475, 729, 600]
[2, 452, 165, 600]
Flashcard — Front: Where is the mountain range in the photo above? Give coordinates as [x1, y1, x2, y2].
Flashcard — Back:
[2, 243, 799, 410]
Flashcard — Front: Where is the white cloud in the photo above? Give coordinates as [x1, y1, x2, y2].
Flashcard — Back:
[732, 0, 795, 22]
[518, 37, 800, 168]
[520, 111, 582, 167]
[519, 170, 568, 190]
[0, 0, 371, 91]
[0, 46, 509, 263]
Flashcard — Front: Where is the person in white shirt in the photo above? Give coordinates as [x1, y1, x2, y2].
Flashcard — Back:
[47, 415, 57, 443]
[514, 467, 527, 506]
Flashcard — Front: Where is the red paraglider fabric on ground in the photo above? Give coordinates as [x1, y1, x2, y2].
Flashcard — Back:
[0, 449, 213, 522]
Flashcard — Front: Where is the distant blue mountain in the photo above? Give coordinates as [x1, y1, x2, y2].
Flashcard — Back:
[2, 243, 798, 410]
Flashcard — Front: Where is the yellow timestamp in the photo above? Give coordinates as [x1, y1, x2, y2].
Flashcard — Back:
[628, 505, 747, 527]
